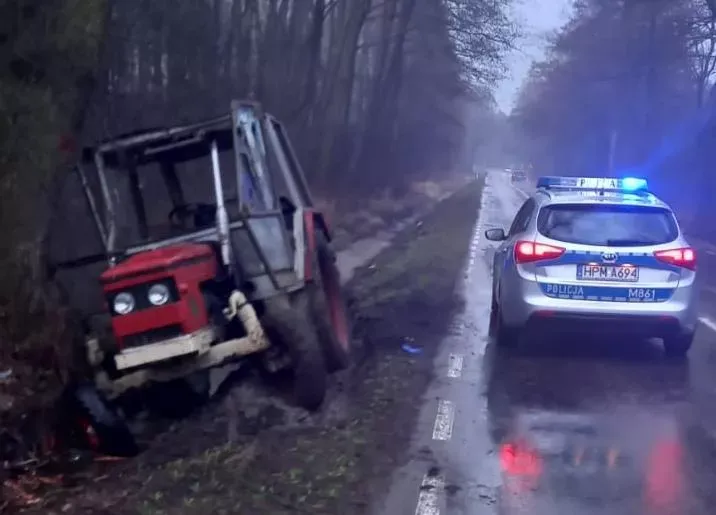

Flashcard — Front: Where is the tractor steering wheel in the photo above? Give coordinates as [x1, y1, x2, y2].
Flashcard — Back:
[169, 203, 218, 230]
[168, 204, 198, 229]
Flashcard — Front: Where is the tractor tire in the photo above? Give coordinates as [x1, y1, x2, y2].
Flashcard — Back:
[262, 295, 327, 410]
[68, 382, 139, 457]
[307, 230, 352, 371]
[663, 332, 693, 359]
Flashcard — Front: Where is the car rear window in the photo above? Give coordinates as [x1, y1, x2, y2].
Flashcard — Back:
[536, 204, 678, 247]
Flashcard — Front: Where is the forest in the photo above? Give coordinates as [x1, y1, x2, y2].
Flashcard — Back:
[511, 0, 716, 235]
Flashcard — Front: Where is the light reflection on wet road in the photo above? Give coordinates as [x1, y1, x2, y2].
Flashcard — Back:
[375, 171, 716, 515]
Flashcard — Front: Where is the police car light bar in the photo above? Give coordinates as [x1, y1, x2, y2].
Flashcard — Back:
[536, 176, 648, 192]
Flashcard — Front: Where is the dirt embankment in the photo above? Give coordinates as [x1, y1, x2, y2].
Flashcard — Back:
[12, 176, 485, 515]
[324, 177, 473, 251]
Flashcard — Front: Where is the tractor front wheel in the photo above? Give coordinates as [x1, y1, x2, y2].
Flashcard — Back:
[64, 382, 139, 457]
[262, 295, 327, 410]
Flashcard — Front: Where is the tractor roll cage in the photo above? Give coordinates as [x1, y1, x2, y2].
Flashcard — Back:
[73, 100, 316, 297]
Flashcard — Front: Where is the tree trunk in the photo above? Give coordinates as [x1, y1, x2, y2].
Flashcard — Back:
[316, 0, 371, 187]
[302, 0, 326, 127]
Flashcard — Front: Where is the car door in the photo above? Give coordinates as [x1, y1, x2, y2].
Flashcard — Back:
[494, 198, 536, 293]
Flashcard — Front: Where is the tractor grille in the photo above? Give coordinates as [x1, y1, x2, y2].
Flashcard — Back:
[121, 324, 183, 349]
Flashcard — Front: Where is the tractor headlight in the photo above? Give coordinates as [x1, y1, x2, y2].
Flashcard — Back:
[148, 283, 170, 306]
[113, 292, 135, 315]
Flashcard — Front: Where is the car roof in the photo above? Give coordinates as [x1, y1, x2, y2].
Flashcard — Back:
[536, 189, 671, 210]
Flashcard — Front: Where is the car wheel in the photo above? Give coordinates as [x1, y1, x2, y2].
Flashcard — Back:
[496, 317, 520, 349]
[492, 296, 520, 349]
[488, 290, 500, 337]
[663, 332, 693, 359]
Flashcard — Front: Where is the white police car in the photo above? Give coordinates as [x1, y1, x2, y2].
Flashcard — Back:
[485, 176, 697, 356]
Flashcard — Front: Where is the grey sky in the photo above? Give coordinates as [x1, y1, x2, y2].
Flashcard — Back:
[495, 0, 574, 113]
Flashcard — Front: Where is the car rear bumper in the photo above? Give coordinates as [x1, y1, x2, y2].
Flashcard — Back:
[500, 277, 698, 336]
[524, 311, 686, 337]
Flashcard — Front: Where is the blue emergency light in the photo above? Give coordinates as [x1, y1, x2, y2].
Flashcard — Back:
[536, 176, 648, 192]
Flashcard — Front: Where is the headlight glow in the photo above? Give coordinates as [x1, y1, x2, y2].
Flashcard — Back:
[113, 292, 135, 315]
[148, 283, 170, 306]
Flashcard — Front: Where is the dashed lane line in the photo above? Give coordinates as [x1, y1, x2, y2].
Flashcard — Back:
[432, 399, 456, 441]
[447, 354, 464, 378]
[415, 474, 444, 515]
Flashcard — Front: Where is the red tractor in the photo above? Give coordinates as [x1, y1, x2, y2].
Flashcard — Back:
[51, 101, 352, 455]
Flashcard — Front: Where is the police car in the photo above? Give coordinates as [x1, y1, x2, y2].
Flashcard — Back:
[485, 176, 697, 356]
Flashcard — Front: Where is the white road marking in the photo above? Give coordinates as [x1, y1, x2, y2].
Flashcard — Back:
[415, 474, 444, 515]
[699, 316, 716, 333]
[412, 173, 490, 514]
[447, 354, 464, 378]
[432, 399, 456, 441]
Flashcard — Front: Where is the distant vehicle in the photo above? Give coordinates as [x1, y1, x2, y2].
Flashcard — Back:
[511, 169, 527, 183]
[485, 176, 697, 357]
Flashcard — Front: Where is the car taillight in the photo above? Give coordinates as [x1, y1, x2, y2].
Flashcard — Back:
[515, 240, 565, 263]
[654, 247, 696, 270]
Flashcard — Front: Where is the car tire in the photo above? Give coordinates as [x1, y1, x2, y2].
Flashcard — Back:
[496, 317, 520, 349]
[663, 332, 693, 359]
[491, 295, 520, 349]
[262, 295, 327, 411]
[488, 294, 499, 338]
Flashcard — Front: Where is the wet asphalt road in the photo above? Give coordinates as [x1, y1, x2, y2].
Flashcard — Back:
[374, 171, 716, 515]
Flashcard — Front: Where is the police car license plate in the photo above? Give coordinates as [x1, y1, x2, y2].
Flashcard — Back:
[577, 264, 639, 282]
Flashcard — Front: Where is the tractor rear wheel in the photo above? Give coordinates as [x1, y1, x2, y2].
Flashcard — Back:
[307, 230, 352, 371]
[262, 295, 327, 410]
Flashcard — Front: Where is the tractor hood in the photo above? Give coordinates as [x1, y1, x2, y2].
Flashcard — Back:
[100, 243, 214, 284]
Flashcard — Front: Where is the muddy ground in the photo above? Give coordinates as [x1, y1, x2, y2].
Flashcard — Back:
[10, 176, 484, 515]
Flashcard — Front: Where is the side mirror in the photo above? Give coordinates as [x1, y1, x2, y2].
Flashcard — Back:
[485, 228, 506, 241]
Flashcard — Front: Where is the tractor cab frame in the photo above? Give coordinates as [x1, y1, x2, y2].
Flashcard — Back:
[58, 101, 351, 431]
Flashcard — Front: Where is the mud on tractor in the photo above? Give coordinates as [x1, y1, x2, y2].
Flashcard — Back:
[51, 101, 352, 455]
